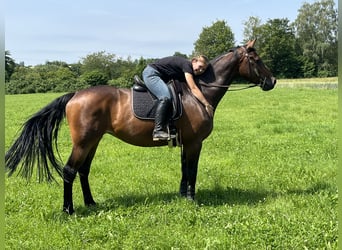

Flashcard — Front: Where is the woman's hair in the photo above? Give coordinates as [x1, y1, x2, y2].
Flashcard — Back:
[192, 55, 209, 65]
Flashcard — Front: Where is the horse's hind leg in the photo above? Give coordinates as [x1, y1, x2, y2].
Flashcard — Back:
[63, 143, 98, 214]
[63, 161, 78, 215]
[78, 143, 99, 207]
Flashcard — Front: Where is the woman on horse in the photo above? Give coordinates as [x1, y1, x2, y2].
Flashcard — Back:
[142, 55, 214, 141]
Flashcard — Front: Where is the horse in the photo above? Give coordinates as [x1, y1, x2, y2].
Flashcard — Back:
[5, 39, 276, 215]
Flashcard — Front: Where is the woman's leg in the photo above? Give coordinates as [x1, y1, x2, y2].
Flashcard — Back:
[142, 66, 171, 99]
[142, 66, 172, 140]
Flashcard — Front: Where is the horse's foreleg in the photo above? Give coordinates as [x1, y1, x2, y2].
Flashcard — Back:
[180, 143, 202, 200]
[180, 147, 188, 197]
[78, 144, 99, 207]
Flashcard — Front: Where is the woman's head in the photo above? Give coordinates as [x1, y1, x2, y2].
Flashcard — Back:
[192, 55, 209, 75]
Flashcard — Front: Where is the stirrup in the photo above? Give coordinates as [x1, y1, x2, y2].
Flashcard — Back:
[152, 130, 169, 141]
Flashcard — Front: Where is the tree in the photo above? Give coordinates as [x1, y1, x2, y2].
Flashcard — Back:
[5, 61, 80, 94]
[294, 0, 337, 77]
[193, 20, 235, 60]
[108, 57, 146, 88]
[80, 70, 109, 86]
[253, 18, 301, 78]
[6, 66, 39, 94]
[5, 51, 16, 82]
[80, 51, 117, 80]
[173, 52, 188, 58]
[243, 16, 262, 43]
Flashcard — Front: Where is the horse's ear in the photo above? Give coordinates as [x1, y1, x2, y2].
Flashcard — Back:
[246, 39, 257, 49]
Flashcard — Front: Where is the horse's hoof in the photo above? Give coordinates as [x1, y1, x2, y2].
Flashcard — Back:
[180, 191, 187, 197]
[179, 192, 195, 201]
[186, 195, 195, 201]
[63, 206, 74, 215]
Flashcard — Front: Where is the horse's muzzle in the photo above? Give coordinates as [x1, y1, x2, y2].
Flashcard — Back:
[262, 77, 276, 91]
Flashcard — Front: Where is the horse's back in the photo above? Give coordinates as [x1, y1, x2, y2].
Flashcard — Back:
[69, 85, 129, 102]
[66, 86, 132, 142]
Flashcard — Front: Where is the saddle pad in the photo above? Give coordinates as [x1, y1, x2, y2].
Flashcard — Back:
[132, 83, 182, 120]
[132, 90, 158, 120]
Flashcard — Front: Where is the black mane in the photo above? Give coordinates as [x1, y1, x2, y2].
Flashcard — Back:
[210, 45, 256, 65]
[210, 46, 241, 64]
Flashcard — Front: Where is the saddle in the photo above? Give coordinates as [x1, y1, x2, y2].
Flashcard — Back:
[131, 75, 183, 147]
[131, 75, 183, 121]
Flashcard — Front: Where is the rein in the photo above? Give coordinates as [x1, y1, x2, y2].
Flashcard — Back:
[199, 82, 259, 91]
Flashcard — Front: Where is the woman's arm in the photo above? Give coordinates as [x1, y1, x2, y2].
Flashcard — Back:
[184, 72, 214, 117]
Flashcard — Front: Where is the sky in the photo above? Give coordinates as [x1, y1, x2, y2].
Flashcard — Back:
[5, 0, 338, 66]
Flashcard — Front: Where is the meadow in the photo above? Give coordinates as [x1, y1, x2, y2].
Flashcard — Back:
[5, 83, 337, 249]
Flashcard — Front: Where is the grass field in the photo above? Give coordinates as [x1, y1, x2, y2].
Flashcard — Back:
[276, 77, 338, 89]
[5, 84, 337, 249]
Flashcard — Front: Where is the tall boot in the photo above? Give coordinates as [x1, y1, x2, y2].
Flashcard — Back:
[153, 97, 171, 141]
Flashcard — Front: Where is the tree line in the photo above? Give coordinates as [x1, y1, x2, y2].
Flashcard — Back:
[5, 0, 337, 94]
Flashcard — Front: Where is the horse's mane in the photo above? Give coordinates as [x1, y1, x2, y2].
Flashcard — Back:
[210, 45, 256, 64]
[196, 45, 257, 85]
[210, 47, 240, 64]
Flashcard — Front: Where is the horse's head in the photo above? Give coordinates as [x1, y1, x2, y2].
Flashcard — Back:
[238, 39, 276, 91]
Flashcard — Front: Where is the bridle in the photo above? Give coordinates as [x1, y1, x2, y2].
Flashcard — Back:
[199, 46, 268, 91]
[241, 46, 268, 90]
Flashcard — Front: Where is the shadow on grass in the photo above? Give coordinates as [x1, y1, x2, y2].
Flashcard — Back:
[198, 181, 336, 206]
[73, 186, 273, 217]
[196, 186, 271, 206]
[48, 181, 335, 218]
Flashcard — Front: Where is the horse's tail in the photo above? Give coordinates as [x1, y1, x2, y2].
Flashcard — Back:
[5, 92, 76, 182]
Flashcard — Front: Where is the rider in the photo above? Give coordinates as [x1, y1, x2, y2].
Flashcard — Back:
[142, 55, 214, 141]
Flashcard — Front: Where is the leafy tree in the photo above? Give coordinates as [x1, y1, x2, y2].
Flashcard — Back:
[80, 70, 108, 86]
[108, 57, 152, 88]
[45, 60, 69, 67]
[135, 57, 152, 77]
[294, 0, 337, 77]
[173, 52, 188, 58]
[6, 66, 39, 94]
[50, 67, 81, 92]
[68, 62, 82, 77]
[193, 20, 235, 59]
[243, 16, 262, 43]
[254, 18, 301, 78]
[5, 51, 16, 82]
[5, 62, 79, 94]
[80, 51, 117, 80]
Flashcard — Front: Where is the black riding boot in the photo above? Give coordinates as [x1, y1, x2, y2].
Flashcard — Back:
[153, 97, 171, 141]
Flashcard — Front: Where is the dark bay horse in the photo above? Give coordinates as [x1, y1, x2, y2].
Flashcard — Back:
[6, 40, 276, 214]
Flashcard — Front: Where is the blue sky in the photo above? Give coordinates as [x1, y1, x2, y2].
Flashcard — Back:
[5, 0, 337, 65]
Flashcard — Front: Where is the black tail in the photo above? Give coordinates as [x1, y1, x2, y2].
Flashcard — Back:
[5, 92, 76, 182]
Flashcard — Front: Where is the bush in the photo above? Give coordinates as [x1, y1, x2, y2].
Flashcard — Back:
[80, 70, 109, 86]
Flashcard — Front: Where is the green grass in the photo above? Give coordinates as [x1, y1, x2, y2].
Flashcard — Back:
[276, 77, 338, 89]
[277, 76, 337, 83]
[5, 86, 337, 249]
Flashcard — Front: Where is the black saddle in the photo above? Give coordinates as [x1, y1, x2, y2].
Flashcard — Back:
[131, 75, 183, 121]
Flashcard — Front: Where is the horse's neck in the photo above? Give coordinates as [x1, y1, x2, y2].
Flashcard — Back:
[201, 53, 239, 108]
